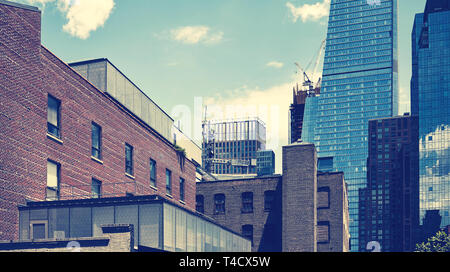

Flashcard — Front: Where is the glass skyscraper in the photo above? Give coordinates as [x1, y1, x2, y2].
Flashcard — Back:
[411, 0, 450, 230]
[316, 0, 398, 250]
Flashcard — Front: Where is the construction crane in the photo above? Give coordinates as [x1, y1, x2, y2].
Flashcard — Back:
[294, 38, 326, 95]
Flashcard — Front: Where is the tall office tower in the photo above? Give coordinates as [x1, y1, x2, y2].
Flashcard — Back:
[411, 0, 450, 231]
[359, 115, 419, 252]
[202, 118, 266, 176]
[316, 0, 399, 250]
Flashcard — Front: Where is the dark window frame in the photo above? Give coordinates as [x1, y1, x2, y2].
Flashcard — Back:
[214, 193, 226, 214]
[30, 220, 48, 240]
[241, 192, 253, 213]
[264, 190, 275, 211]
[166, 169, 172, 195]
[179, 177, 185, 202]
[150, 158, 157, 188]
[91, 178, 102, 199]
[125, 143, 134, 176]
[47, 95, 61, 139]
[242, 224, 253, 246]
[196, 195, 204, 213]
[46, 159, 60, 201]
[91, 122, 102, 160]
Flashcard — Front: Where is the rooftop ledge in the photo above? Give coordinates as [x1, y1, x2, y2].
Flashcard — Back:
[0, 0, 40, 12]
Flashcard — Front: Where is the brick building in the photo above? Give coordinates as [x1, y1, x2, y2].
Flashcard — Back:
[197, 142, 350, 252]
[0, 0, 197, 240]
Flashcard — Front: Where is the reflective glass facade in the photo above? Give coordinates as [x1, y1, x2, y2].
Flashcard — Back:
[316, 0, 398, 250]
[411, 2, 450, 229]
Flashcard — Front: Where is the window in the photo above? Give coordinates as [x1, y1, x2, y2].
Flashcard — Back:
[125, 144, 133, 176]
[196, 195, 204, 213]
[317, 221, 330, 244]
[241, 192, 253, 213]
[30, 221, 48, 240]
[264, 190, 275, 211]
[47, 95, 61, 138]
[149, 159, 157, 187]
[46, 160, 60, 201]
[214, 194, 225, 214]
[166, 169, 172, 195]
[179, 177, 185, 202]
[242, 225, 253, 246]
[91, 178, 102, 198]
[91, 122, 102, 160]
[318, 187, 330, 209]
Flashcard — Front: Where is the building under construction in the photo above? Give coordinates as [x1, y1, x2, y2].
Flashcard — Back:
[202, 118, 266, 176]
[289, 40, 325, 144]
[289, 82, 321, 144]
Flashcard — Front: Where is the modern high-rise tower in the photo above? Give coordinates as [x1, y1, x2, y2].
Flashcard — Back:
[315, 0, 399, 250]
[411, 0, 450, 232]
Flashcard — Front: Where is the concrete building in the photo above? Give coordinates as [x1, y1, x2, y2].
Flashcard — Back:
[202, 118, 266, 176]
[359, 114, 420, 252]
[0, 0, 197, 240]
[196, 143, 350, 252]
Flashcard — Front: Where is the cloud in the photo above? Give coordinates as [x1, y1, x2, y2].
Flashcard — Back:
[286, 0, 331, 23]
[22, 0, 115, 39]
[266, 61, 284, 69]
[170, 26, 224, 45]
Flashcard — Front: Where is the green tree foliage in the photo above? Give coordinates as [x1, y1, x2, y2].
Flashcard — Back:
[415, 231, 450, 252]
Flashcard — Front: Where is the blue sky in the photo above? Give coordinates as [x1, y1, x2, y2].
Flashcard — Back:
[16, 0, 427, 173]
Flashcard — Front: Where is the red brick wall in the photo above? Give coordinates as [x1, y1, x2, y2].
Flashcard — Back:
[0, 2, 196, 240]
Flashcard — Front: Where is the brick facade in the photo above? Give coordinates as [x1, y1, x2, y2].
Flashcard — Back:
[196, 176, 282, 252]
[0, 1, 196, 241]
[317, 172, 350, 252]
[197, 142, 350, 252]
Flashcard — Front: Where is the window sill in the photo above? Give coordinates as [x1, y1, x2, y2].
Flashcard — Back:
[179, 200, 186, 205]
[125, 173, 135, 180]
[166, 194, 173, 199]
[91, 156, 103, 165]
[149, 185, 158, 191]
[241, 211, 254, 214]
[46, 133, 63, 144]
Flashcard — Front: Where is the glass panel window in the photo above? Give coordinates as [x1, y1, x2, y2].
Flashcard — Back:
[242, 225, 253, 246]
[214, 194, 225, 214]
[196, 195, 204, 213]
[46, 160, 60, 201]
[91, 122, 102, 159]
[47, 95, 60, 138]
[91, 178, 102, 198]
[264, 190, 275, 211]
[179, 177, 185, 202]
[241, 192, 253, 213]
[150, 159, 157, 187]
[166, 169, 172, 195]
[125, 144, 133, 176]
